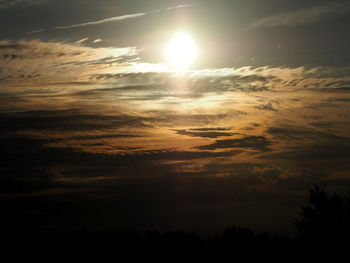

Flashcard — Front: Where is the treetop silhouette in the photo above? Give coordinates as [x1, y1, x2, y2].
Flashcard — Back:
[295, 185, 350, 248]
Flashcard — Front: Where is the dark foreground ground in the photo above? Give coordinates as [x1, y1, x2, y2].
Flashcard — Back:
[2, 186, 350, 260]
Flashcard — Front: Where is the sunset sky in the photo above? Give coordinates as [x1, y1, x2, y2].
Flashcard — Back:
[1, 0, 350, 235]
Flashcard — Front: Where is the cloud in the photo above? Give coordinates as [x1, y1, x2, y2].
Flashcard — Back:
[53, 4, 196, 30]
[27, 28, 45, 34]
[173, 129, 234, 138]
[0, 119, 245, 190]
[195, 136, 272, 152]
[1, 62, 350, 233]
[0, 0, 44, 9]
[261, 133, 350, 162]
[0, 70, 349, 234]
[255, 102, 277, 112]
[266, 126, 343, 140]
[0, 39, 137, 89]
[189, 128, 231, 131]
[0, 110, 153, 133]
[2, 44, 350, 120]
[53, 13, 145, 30]
[75, 38, 89, 44]
[251, 2, 350, 28]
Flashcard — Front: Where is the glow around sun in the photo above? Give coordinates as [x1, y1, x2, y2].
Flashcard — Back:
[165, 31, 198, 70]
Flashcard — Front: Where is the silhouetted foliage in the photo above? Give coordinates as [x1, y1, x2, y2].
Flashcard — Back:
[295, 185, 350, 251]
[2, 185, 350, 259]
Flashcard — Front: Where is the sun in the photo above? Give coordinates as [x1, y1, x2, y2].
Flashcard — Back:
[165, 31, 197, 70]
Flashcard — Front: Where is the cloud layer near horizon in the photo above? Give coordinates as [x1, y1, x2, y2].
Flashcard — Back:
[1, 40, 349, 188]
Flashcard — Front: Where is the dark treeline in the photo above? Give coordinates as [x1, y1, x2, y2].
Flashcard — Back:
[2, 185, 350, 259]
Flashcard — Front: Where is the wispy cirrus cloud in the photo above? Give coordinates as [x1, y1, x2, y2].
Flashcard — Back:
[53, 4, 196, 30]
[0, 39, 137, 90]
[53, 12, 146, 30]
[250, 2, 350, 28]
[0, 0, 44, 9]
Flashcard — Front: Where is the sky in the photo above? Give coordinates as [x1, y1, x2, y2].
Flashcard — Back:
[1, 0, 350, 235]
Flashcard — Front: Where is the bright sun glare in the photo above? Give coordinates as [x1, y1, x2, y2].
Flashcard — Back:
[166, 32, 197, 70]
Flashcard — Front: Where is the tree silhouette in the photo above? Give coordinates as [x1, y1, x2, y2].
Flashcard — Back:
[5, 185, 350, 258]
[295, 185, 350, 250]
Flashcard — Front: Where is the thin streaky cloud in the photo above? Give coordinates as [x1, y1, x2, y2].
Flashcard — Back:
[0, 0, 44, 10]
[27, 28, 45, 34]
[166, 4, 197, 10]
[53, 3, 197, 30]
[54, 13, 145, 30]
[75, 38, 89, 44]
[250, 2, 350, 28]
